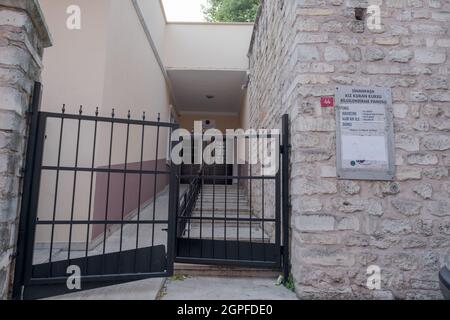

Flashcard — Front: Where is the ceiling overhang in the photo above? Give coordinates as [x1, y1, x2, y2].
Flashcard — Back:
[167, 69, 248, 115]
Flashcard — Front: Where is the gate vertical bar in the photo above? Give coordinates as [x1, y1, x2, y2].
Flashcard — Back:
[274, 133, 281, 261]
[150, 114, 162, 270]
[281, 114, 290, 282]
[84, 108, 99, 275]
[167, 123, 180, 276]
[12, 82, 43, 300]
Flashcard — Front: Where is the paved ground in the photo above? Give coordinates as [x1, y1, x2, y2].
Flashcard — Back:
[45, 184, 297, 300]
[48, 276, 297, 300]
[160, 276, 298, 300]
[47, 278, 165, 300]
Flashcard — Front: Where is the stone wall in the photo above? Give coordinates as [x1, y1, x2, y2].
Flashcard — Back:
[0, 0, 51, 299]
[246, 0, 450, 299]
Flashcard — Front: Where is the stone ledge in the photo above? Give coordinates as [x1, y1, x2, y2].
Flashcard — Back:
[0, 0, 52, 47]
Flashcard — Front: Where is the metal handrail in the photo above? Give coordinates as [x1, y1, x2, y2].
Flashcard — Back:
[177, 168, 203, 237]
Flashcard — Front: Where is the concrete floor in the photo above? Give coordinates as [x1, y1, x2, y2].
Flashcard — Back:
[48, 275, 298, 300]
[160, 276, 298, 300]
[47, 278, 165, 300]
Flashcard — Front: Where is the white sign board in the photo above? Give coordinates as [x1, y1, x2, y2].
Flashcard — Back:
[335, 86, 395, 181]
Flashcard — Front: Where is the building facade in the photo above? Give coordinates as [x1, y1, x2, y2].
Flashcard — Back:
[242, 0, 450, 299]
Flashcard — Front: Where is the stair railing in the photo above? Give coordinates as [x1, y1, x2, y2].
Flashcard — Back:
[177, 168, 203, 237]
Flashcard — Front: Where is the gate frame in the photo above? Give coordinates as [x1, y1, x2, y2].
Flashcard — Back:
[12, 82, 43, 300]
[281, 114, 291, 282]
[173, 115, 291, 275]
[12, 82, 179, 300]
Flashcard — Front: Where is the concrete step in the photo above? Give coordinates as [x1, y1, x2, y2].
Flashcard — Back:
[200, 188, 246, 193]
[189, 220, 260, 228]
[193, 208, 251, 215]
[197, 195, 248, 199]
[196, 202, 249, 208]
[197, 204, 249, 208]
[197, 193, 248, 199]
[200, 190, 243, 194]
[187, 212, 261, 227]
[196, 198, 249, 203]
[182, 225, 271, 243]
[173, 263, 281, 278]
[190, 210, 255, 218]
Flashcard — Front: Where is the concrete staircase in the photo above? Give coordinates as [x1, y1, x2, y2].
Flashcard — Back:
[181, 184, 270, 243]
[176, 184, 279, 277]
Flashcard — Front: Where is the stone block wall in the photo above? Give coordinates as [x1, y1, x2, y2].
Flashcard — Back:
[246, 0, 450, 299]
[0, 0, 51, 299]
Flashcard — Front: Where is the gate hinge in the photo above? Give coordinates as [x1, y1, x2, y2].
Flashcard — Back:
[19, 167, 26, 177]
[280, 144, 292, 154]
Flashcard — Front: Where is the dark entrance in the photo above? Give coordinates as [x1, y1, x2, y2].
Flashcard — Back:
[180, 139, 233, 185]
[13, 82, 290, 300]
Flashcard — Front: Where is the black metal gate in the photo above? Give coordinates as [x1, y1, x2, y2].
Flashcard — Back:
[13, 83, 179, 300]
[13, 83, 290, 300]
[175, 117, 290, 275]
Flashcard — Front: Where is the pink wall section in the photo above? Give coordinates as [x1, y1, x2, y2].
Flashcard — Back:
[92, 159, 170, 239]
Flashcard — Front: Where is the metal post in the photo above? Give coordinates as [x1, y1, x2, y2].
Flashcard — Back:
[167, 124, 180, 275]
[12, 82, 43, 300]
[281, 114, 291, 283]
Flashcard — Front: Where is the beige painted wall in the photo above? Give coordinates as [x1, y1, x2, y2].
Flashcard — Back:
[136, 0, 167, 56]
[164, 23, 253, 70]
[100, 0, 171, 165]
[179, 113, 241, 132]
[34, 0, 253, 248]
[37, 0, 173, 246]
[39, 0, 109, 113]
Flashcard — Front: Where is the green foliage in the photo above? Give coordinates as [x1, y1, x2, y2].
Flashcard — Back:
[284, 274, 295, 292]
[171, 274, 189, 281]
[202, 0, 260, 23]
[276, 274, 295, 292]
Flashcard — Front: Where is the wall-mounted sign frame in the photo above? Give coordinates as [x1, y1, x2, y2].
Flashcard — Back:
[335, 86, 395, 181]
